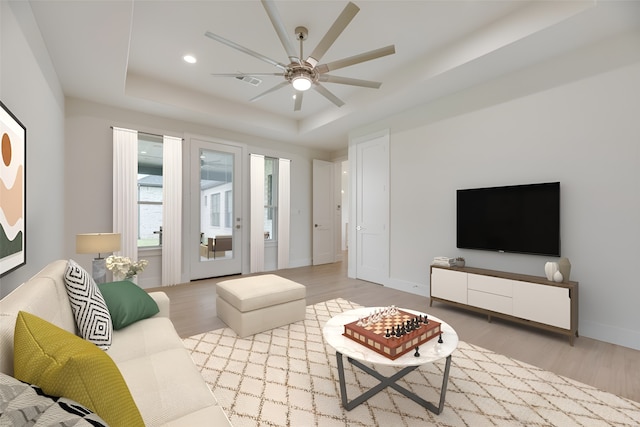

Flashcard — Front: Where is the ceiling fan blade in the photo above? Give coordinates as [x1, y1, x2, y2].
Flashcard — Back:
[249, 81, 290, 102]
[315, 45, 396, 74]
[294, 91, 303, 111]
[313, 83, 345, 107]
[205, 31, 289, 72]
[210, 73, 284, 77]
[306, 2, 359, 67]
[261, 0, 301, 64]
[318, 74, 382, 89]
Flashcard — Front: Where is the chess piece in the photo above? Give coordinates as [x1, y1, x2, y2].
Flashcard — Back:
[414, 347, 420, 357]
[385, 328, 391, 338]
[395, 326, 401, 338]
[438, 333, 443, 344]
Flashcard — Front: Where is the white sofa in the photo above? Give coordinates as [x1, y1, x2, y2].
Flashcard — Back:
[0, 260, 232, 426]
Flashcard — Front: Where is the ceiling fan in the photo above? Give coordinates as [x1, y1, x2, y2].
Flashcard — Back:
[205, 0, 395, 111]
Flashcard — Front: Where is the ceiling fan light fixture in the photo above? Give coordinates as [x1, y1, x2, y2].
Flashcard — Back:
[291, 74, 312, 91]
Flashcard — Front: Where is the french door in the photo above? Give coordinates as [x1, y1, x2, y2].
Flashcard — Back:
[189, 138, 243, 279]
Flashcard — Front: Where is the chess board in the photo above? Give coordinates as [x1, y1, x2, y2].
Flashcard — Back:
[343, 309, 442, 360]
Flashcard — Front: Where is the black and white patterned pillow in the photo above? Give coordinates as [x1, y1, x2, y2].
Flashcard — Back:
[64, 259, 112, 350]
[0, 372, 109, 426]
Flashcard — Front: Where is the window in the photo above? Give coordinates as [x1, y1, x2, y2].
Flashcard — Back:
[138, 136, 163, 247]
[264, 157, 277, 241]
[210, 193, 220, 227]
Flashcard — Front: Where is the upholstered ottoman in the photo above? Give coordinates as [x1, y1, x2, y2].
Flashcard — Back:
[216, 274, 307, 338]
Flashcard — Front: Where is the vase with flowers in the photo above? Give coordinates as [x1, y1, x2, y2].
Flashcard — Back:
[106, 255, 148, 281]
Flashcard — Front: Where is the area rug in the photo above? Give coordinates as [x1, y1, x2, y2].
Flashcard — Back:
[183, 298, 640, 426]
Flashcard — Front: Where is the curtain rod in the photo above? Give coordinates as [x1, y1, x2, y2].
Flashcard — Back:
[110, 126, 183, 141]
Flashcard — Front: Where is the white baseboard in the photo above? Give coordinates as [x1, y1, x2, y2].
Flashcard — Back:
[580, 319, 640, 351]
[385, 278, 429, 298]
[288, 258, 312, 269]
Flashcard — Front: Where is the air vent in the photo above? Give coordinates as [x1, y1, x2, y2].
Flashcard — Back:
[235, 75, 262, 86]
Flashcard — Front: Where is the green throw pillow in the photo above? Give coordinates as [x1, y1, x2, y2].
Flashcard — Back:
[13, 311, 145, 427]
[98, 280, 159, 330]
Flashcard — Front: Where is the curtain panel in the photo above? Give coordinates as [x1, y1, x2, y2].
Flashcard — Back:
[162, 135, 182, 285]
[112, 127, 138, 262]
[277, 158, 290, 269]
[249, 154, 265, 273]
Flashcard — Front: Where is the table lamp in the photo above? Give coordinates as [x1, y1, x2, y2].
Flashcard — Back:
[76, 233, 121, 284]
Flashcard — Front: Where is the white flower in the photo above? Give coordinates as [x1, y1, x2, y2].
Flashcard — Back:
[106, 255, 148, 279]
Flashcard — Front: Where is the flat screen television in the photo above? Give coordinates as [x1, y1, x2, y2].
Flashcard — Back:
[456, 182, 560, 256]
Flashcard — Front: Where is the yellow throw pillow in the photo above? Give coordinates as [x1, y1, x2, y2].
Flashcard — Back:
[13, 311, 144, 427]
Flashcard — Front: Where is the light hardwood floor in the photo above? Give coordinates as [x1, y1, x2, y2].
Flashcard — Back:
[148, 260, 640, 404]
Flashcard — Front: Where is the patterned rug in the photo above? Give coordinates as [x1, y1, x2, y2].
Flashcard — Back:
[183, 298, 640, 426]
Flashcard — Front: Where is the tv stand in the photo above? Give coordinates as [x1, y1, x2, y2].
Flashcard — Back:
[429, 265, 578, 345]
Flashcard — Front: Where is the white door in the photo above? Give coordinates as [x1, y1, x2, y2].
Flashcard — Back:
[312, 159, 335, 265]
[190, 138, 243, 279]
[354, 132, 389, 284]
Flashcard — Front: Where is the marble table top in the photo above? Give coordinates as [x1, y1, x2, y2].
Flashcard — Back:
[322, 306, 459, 367]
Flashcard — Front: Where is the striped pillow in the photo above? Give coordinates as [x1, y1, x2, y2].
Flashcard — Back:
[63, 259, 112, 349]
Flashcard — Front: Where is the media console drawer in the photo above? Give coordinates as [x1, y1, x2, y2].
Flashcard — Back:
[468, 273, 513, 297]
[429, 265, 579, 345]
[468, 289, 512, 315]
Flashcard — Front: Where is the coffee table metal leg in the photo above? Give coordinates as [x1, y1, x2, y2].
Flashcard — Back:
[335, 351, 452, 415]
[336, 351, 350, 409]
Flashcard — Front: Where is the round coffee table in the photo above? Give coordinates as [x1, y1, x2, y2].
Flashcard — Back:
[322, 306, 458, 414]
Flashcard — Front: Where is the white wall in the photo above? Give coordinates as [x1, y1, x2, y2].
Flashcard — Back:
[64, 98, 331, 282]
[352, 33, 640, 350]
[0, 2, 65, 297]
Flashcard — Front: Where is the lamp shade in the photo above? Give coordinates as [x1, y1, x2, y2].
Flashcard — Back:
[76, 233, 121, 255]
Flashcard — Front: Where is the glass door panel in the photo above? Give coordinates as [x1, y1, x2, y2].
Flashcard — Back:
[199, 149, 233, 261]
[190, 139, 242, 279]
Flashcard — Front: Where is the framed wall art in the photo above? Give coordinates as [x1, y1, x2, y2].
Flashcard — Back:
[0, 101, 26, 277]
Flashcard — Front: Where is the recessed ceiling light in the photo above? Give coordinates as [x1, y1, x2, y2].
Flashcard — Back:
[183, 55, 197, 64]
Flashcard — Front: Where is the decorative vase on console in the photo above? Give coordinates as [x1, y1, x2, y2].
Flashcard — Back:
[113, 271, 136, 281]
[544, 262, 559, 281]
[558, 257, 571, 283]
